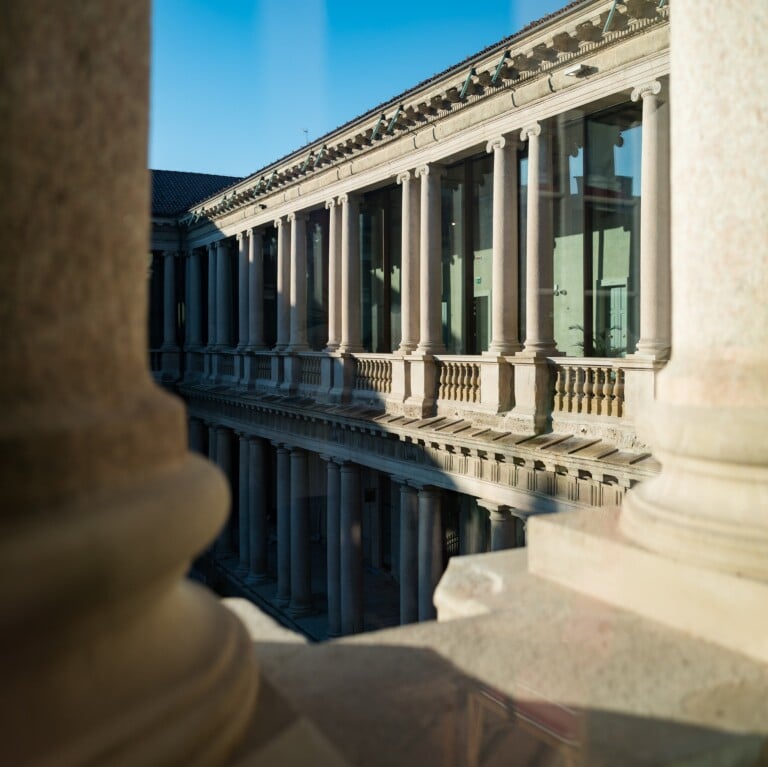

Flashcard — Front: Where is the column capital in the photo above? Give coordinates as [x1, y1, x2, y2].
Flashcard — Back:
[631, 80, 662, 102]
[236, 231, 247, 244]
[216, 238, 230, 252]
[486, 135, 520, 153]
[338, 192, 359, 206]
[273, 216, 284, 229]
[520, 123, 541, 142]
[396, 170, 414, 185]
[476, 500, 512, 520]
[207, 242, 216, 255]
[325, 198, 337, 210]
[415, 163, 444, 179]
[287, 211, 308, 223]
[249, 224, 261, 237]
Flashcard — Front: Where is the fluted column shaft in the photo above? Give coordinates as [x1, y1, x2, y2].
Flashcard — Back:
[487, 137, 521, 354]
[621, 2, 768, 580]
[417, 486, 442, 621]
[289, 448, 312, 615]
[633, 80, 671, 359]
[274, 444, 291, 604]
[397, 171, 420, 353]
[399, 482, 419, 624]
[275, 218, 290, 350]
[325, 457, 341, 636]
[288, 213, 309, 351]
[161, 251, 177, 349]
[237, 232, 249, 351]
[215, 239, 233, 347]
[248, 228, 266, 349]
[415, 165, 444, 354]
[521, 124, 556, 355]
[248, 437, 268, 579]
[340, 461, 363, 634]
[325, 200, 341, 351]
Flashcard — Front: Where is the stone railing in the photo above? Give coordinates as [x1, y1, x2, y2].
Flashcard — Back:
[353, 354, 392, 394]
[434, 357, 481, 404]
[254, 354, 272, 381]
[551, 359, 625, 418]
[218, 352, 235, 378]
[299, 353, 322, 388]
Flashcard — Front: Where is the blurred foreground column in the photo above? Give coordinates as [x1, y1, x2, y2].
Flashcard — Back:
[620, 0, 768, 580]
[0, 2, 258, 764]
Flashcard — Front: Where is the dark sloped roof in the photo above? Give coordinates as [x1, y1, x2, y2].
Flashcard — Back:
[151, 169, 243, 217]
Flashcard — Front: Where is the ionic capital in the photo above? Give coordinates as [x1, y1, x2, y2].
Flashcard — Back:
[325, 198, 336, 210]
[207, 242, 216, 255]
[287, 211, 307, 223]
[273, 217, 284, 229]
[520, 123, 541, 142]
[396, 170, 413, 185]
[631, 80, 662, 102]
[415, 163, 445, 178]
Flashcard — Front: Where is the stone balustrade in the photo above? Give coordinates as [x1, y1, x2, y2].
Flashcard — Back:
[434, 357, 481, 404]
[299, 353, 322, 389]
[552, 359, 625, 418]
[353, 354, 393, 395]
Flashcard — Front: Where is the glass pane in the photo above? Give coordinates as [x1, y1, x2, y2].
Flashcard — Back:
[471, 154, 493, 354]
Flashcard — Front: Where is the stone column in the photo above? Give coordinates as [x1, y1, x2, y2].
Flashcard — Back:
[520, 123, 556, 355]
[486, 137, 522, 354]
[397, 171, 420, 353]
[338, 193, 362, 353]
[633, 80, 671, 360]
[248, 227, 266, 350]
[236, 231, 249, 351]
[288, 212, 309, 352]
[215, 238, 233, 348]
[207, 242, 217, 347]
[207, 423, 218, 464]
[325, 199, 341, 351]
[161, 250, 177, 350]
[248, 436, 269, 581]
[621, 2, 768, 582]
[399, 482, 419, 625]
[215, 427, 234, 554]
[415, 165, 444, 354]
[417, 486, 442, 621]
[273, 444, 291, 605]
[324, 457, 342, 637]
[0, 2, 258, 759]
[274, 218, 290, 351]
[237, 432, 250, 568]
[477, 501, 516, 551]
[187, 248, 203, 347]
[340, 461, 363, 634]
[289, 447, 312, 616]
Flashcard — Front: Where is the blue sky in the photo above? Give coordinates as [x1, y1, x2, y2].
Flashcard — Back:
[150, 0, 567, 177]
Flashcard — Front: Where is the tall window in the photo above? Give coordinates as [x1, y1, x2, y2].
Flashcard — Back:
[550, 100, 642, 357]
[440, 154, 494, 355]
[263, 227, 277, 348]
[306, 209, 328, 351]
[360, 185, 402, 353]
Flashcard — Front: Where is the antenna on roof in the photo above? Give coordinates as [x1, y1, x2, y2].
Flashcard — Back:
[303, 129, 309, 145]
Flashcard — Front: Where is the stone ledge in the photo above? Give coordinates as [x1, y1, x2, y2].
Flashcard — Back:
[527, 507, 768, 665]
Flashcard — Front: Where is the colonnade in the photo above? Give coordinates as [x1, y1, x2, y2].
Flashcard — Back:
[156, 82, 670, 391]
[189, 417, 525, 635]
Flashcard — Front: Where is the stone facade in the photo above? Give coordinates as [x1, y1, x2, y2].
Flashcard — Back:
[150, 0, 670, 637]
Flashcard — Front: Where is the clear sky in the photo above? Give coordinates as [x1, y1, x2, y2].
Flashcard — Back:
[149, 0, 567, 178]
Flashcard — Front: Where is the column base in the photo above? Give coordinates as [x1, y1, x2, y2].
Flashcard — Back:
[289, 603, 315, 619]
[527, 506, 768, 665]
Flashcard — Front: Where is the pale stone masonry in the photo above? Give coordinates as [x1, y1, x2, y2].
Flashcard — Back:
[150, 0, 672, 638]
[6, 0, 768, 764]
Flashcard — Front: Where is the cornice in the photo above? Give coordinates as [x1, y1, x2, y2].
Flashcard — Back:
[180, 0, 669, 230]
